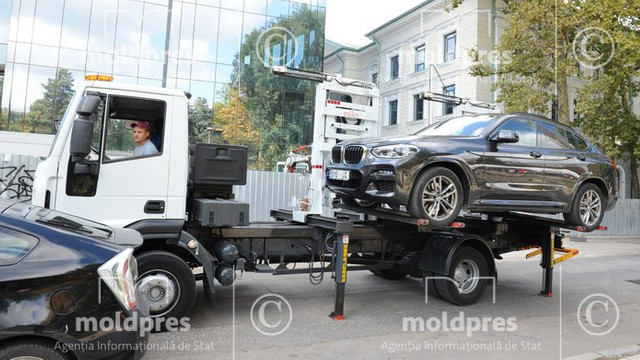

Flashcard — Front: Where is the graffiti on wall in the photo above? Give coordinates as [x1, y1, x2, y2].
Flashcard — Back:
[0, 164, 36, 200]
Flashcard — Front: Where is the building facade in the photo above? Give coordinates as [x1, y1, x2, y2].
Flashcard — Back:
[325, 0, 501, 136]
[0, 0, 326, 168]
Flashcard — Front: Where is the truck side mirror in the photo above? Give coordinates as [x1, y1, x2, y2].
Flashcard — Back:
[491, 129, 519, 143]
[70, 95, 101, 162]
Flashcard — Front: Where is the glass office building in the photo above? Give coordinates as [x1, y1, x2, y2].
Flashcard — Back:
[0, 0, 325, 168]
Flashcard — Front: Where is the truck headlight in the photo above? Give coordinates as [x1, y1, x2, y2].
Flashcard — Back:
[98, 248, 138, 311]
[371, 145, 418, 158]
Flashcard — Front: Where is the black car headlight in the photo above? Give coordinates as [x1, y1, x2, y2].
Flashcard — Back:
[371, 144, 418, 158]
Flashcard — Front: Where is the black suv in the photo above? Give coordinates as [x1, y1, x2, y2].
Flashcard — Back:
[327, 113, 619, 230]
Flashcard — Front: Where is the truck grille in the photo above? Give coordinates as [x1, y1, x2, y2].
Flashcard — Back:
[331, 146, 342, 163]
[344, 146, 365, 164]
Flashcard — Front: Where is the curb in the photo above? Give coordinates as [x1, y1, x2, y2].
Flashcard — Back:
[565, 344, 640, 360]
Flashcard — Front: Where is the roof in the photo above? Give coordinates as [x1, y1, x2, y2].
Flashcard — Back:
[80, 81, 188, 98]
[365, 0, 435, 37]
[324, 42, 376, 60]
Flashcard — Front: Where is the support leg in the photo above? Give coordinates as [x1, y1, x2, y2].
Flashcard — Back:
[330, 233, 349, 320]
[540, 229, 555, 297]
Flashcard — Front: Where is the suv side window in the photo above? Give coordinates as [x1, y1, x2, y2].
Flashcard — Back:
[496, 118, 537, 147]
[541, 122, 575, 150]
[567, 131, 589, 151]
[0, 226, 38, 266]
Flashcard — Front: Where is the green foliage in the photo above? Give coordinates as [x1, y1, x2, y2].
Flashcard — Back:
[188, 97, 213, 145]
[229, 5, 325, 170]
[213, 85, 259, 146]
[573, 0, 640, 196]
[467, 0, 640, 196]
[26, 68, 75, 134]
[469, 0, 578, 123]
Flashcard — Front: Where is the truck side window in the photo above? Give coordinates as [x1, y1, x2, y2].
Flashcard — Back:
[103, 96, 166, 162]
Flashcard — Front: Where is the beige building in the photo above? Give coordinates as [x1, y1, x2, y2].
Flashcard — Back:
[325, 0, 502, 136]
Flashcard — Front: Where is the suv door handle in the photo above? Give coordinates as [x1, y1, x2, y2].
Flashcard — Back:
[576, 154, 586, 161]
[144, 200, 165, 214]
[530, 151, 542, 159]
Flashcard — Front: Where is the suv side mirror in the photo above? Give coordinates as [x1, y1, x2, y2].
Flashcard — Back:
[70, 95, 101, 162]
[491, 130, 519, 143]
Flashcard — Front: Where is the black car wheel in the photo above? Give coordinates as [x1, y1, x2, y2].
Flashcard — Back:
[0, 341, 69, 360]
[435, 247, 489, 306]
[408, 167, 463, 228]
[565, 183, 604, 232]
[136, 251, 196, 331]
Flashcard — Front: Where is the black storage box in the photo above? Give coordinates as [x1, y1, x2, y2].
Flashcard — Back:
[194, 198, 250, 227]
[191, 143, 248, 185]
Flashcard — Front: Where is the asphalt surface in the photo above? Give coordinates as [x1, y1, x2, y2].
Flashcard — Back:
[147, 236, 640, 360]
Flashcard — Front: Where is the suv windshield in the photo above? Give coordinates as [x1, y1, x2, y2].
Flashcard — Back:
[415, 114, 500, 136]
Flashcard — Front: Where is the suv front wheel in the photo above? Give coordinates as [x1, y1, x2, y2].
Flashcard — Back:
[408, 167, 463, 228]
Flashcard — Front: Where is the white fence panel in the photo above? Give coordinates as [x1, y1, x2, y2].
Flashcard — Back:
[233, 170, 309, 222]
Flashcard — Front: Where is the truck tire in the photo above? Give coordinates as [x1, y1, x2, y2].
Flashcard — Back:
[136, 251, 196, 331]
[435, 247, 489, 306]
[0, 340, 69, 360]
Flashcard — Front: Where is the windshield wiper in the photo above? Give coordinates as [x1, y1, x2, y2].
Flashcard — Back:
[36, 218, 93, 235]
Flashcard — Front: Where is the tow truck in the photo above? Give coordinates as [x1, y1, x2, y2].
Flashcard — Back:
[31, 70, 604, 324]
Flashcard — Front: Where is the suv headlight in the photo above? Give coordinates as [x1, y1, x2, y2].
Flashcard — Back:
[98, 247, 138, 311]
[371, 145, 418, 158]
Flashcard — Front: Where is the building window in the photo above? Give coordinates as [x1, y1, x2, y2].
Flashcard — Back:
[415, 45, 425, 72]
[390, 56, 399, 80]
[414, 94, 424, 121]
[443, 85, 455, 115]
[389, 100, 398, 125]
[444, 32, 456, 62]
[371, 73, 378, 85]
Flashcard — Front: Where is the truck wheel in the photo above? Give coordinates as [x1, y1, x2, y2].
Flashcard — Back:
[0, 340, 69, 360]
[408, 167, 463, 228]
[564, 183, 604, 232]
[435, 247, 489, 306]
[136, 251, 196, 330]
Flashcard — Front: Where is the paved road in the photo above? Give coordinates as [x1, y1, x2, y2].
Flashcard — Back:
[147, 236, 640, 360]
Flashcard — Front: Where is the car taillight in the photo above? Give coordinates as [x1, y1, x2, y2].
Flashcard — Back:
[98, 248, 138, 311]
[609, 159, 617, 170]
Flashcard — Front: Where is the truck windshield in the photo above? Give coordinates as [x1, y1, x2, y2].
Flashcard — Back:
[415, 114, 500, 137]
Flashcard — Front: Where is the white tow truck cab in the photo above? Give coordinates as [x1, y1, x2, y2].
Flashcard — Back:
[33, 79, 190, 228]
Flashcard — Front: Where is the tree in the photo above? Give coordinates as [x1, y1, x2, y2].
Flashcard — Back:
[466, 0, 640, 195]
[26, 68, 74, 134]
[213, 85, 259, 146]
[468, 0, 579, 124]
[573, 1, 640, 197]
[229, 5, 325, 169]
[188, 97, 213, 145]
